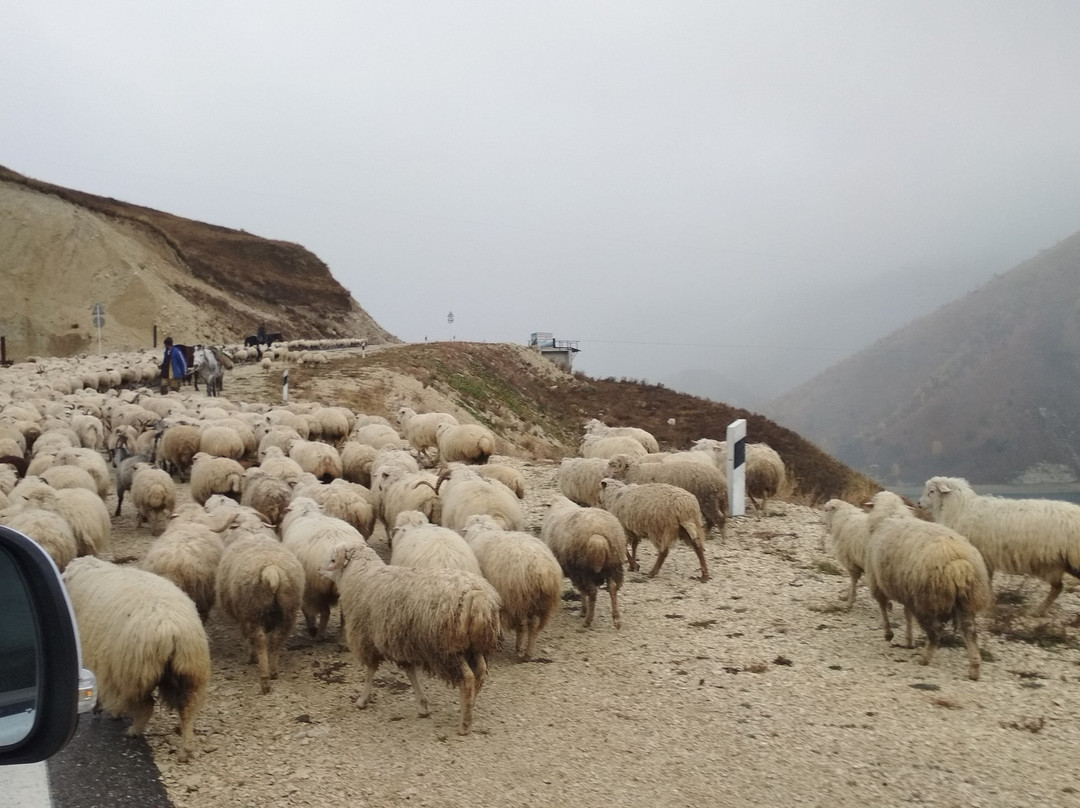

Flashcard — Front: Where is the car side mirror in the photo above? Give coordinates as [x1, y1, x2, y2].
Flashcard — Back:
[0, 525, 81, 765]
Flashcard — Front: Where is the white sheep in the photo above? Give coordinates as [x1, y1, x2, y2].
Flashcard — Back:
[397, 407, 458, 458]
[556, 456, 610, 507]
[289, 439, 343, 482]
[131, 462, 177, 536]
[540, 495, 626, 629]
[598, 478, 709, 582]
[340, 440, 378, 487]
[390, 510, 482, 575]
[39, 463, 98, 495]
[158, 423, 202, 480]
[53, 446, 112, 501]
[607, 454, 727, 534]
[691, 439, 787, 513]
[291, 477, 376, 539]
[583, 418, 660, 453]
[216, 533, 305, 693]
[259, 444, 306, 485]
[433, 464, 525, 533]
[865, 490, 992, 680]
[62, 556, 211, 761]
[351, 422, 406, 451]
[1, 506, 78, 570]
[474, 463, 526, 499]
[579, 433, 649, 461]
[140, 520, 225, 622]
[919, 476, 1080, 616]
[821, 499, 870, 609]
[199, 423, 246, 460]
[7, 476, 111, 557]
[321, 541, 502, 735]
[372, 466, 443, 544]
[189, 452, 245, 506]
[280, 496, 367, 639]
[462, 514, 563, 661]
[434, 422, 497, 465]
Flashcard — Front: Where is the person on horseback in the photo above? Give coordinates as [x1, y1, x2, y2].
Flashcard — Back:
[160, 336, 188, 394]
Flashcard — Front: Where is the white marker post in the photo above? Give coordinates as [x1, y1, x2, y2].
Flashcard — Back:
[282, 369, 289, 403]
[727, 419, 747, 518]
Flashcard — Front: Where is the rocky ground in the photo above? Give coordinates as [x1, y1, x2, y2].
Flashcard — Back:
[81, 358, 1080, 808]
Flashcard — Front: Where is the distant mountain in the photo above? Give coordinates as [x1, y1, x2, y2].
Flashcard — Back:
[766, 231, 1080, 485]
[0, 164, 396, 357]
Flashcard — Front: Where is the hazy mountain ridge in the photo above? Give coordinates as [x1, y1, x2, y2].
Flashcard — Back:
[766, 231, 1080, 484]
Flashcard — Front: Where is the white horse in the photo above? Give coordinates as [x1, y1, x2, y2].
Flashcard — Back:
[192, 345, 223, 396]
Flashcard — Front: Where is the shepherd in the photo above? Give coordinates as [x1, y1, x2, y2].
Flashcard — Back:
[160, 337, 188, 394]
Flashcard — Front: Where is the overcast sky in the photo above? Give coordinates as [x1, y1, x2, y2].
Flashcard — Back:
[4, 2, 1080, 403]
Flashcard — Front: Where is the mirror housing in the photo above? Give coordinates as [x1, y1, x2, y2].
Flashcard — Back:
[0, 525, 80, 765]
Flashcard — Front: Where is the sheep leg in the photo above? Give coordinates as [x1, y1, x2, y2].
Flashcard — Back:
[958, 609, 981, 681]
[114, 491, 123, 517]
[315, 606, 331, 641]
[919, 617, 940, 667]
[609, 581, 622, 630]
[647, 547, 670, 578]
[356, 662, 379, 709]
[126, 696, 155, 737]
[402, 664, 430, 718]
[1032, 574, 1064, 617]
[903, 606, 915, 648]
[842, 571, 860, 609]
[176, 698, 200, 763]
[456, 659, 476, 736]
[875, 594, 893, 642]
[580, 585, 597, 628]
[690, 542, 710, 583]
[627, 537, 640, 572]
[522, 615, 541, 662]
[252, 630, 271, 694]
[472, 653, 488, 693]
[514, 623, 527, 660]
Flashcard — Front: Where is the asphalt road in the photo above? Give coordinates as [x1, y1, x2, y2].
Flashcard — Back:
[2, 714, 172, 808]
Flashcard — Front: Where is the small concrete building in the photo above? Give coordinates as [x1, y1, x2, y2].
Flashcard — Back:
[529, 332, 580, 371]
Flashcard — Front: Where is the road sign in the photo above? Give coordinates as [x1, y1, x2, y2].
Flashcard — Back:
[91, 303, 104, 328]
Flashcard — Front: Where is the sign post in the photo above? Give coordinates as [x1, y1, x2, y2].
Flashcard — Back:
[727, 419, 747, 518]
[91, 303, 105, 354]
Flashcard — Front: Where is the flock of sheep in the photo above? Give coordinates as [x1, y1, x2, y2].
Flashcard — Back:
[3, 344, 1080, 766]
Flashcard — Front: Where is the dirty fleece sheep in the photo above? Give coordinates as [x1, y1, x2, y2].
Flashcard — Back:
[579, 434, 649, 461]
[241, 467, 293, 527]
[462, 514, 563, 660]
[321, 541, 502, 735]
[141, 521, 225, 622]
[216, 533, 305, 693]
[598, 478, 709, 582]
[607, 454, 727, 534]
[541, 495, 625, 629]
[7, 476, 111, 557]
[289, 439, 343, 482]
[556, 456, 610, 507]
[372, 465, 442, 544]
[434, 422, 496, 465]
[280, 496, 367, 640]
[821, 499, 871, 609]
[131, 462, 177, 536]
[865, 490, 992, 680]
[920, 476, 1080, 617]
[433, 464, 524, 533]
[62, 556, 211, 762]
[292, 477, 376, 539]
[691, 439, 786, 513]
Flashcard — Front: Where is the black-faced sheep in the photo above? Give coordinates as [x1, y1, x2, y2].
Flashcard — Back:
[216, 533, 305, 693]
[821, 498, 870, 609]
[321, 541, 502, 735]
[540, 495, 626, 629]
[865, 491, 992, 680]
[920, 476, 1080, 617]
[598, 478, 709, 582]
[62, 556, 211, 761]
[462, 514, 563, 661]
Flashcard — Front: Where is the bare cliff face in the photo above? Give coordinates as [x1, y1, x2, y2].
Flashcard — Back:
[0, 164, 396, 358]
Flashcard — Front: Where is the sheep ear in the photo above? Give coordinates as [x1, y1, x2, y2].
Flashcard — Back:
[937, 481, 951, 494]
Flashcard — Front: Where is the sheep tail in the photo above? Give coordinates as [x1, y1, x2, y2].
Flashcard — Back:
[582, 533, 610, 573]
[947, 558, 993, 616]
[261, 565, 282, 593]
[157, 635, 210, 714]
[460, 587, 501, 653]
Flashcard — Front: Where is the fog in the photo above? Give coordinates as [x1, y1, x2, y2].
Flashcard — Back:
[4, 2, 1080, 407]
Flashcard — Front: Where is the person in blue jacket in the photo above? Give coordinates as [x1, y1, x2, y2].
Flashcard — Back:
[160, 336, 188, 394]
